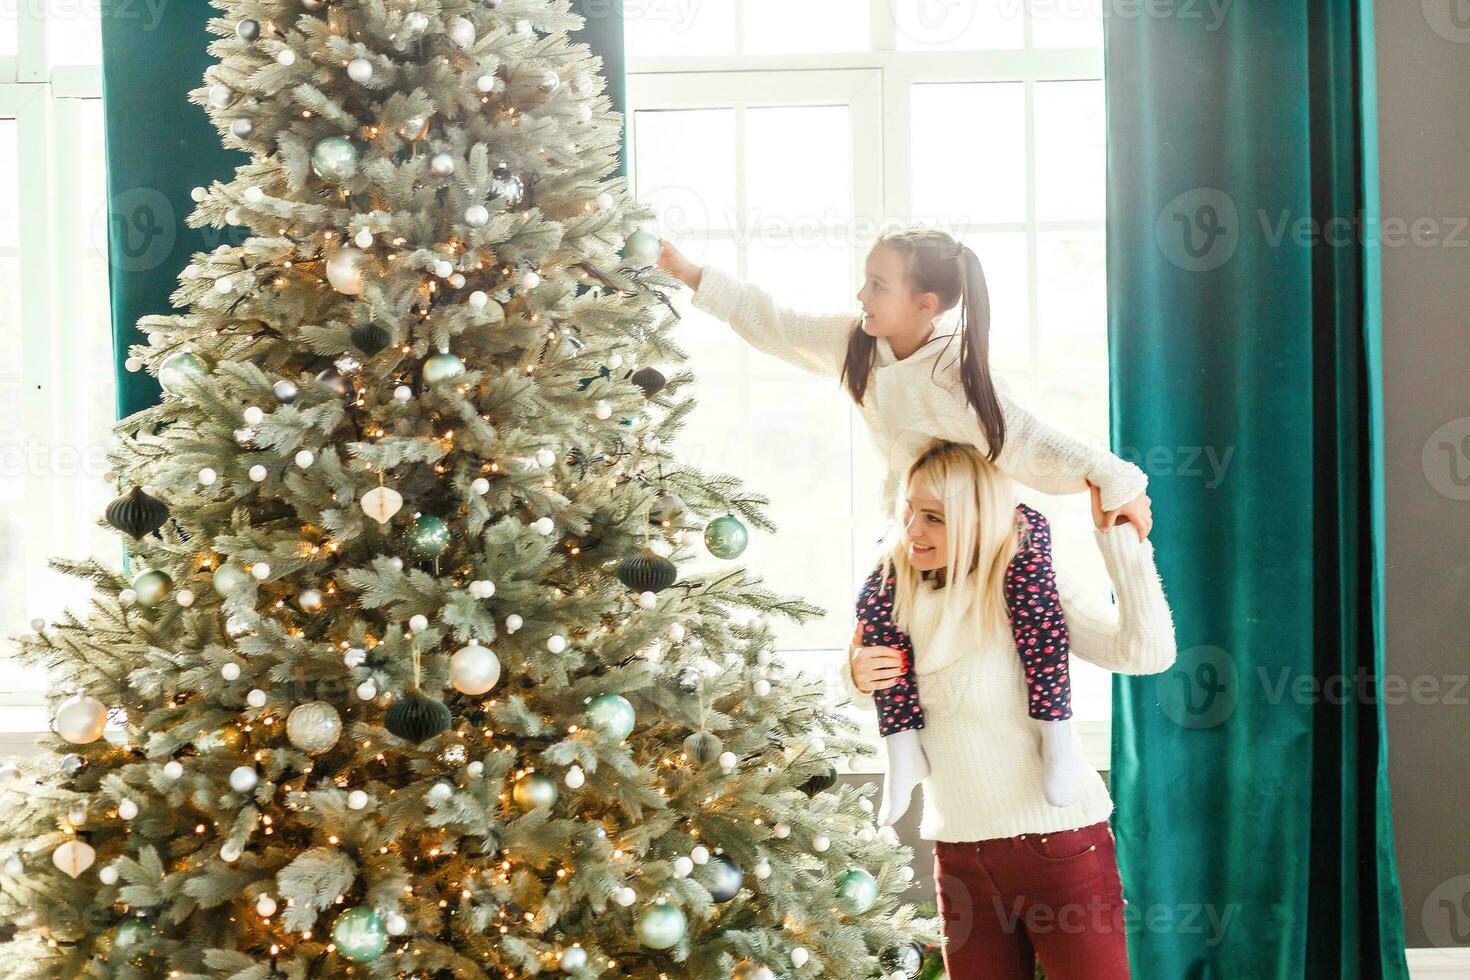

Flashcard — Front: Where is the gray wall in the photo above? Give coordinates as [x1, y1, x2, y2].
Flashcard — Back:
[1374, 0, 1470, 953]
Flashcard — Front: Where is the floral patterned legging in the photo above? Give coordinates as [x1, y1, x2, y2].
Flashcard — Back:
[855, 504, 1072, 736]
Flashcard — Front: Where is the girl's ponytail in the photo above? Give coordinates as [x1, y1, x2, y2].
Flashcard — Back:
[949, 244, 1006, 461]
[844, 228, 1007, 461]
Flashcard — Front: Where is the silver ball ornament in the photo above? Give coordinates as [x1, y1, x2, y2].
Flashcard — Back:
[285, 701, 342, 753]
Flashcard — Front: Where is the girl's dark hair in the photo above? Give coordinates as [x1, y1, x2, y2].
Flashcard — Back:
[839, 228, 1006, 461]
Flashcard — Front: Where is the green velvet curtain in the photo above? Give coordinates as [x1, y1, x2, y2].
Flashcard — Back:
[1106, 2, 1409, 977]
[101, 3, 626, 418]
[100, 6, 244, 418]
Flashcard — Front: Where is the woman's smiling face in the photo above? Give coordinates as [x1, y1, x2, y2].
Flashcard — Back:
[903, 487, 949, 572]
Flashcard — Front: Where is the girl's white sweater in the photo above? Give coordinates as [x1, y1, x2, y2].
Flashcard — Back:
[690, 266, 1148, 513]
[844, 529, 1177, 842]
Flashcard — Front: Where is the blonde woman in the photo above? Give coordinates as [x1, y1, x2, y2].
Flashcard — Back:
[846, 441, 1176, 979]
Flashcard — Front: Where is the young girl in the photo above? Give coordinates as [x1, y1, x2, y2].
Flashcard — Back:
[657, 228, 1152, 822]
[848, 441, 1176, 979]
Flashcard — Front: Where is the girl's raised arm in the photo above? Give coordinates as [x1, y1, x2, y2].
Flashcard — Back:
[992, 388, 1148, 513]
[688, 265, 856, 379]
[660, 239, 856, 379]
[1055, 527, 1176, 676]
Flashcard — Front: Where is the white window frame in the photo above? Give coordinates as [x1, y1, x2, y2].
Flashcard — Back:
[1, 2, 109, 730]
[627, 8, 1113, 772]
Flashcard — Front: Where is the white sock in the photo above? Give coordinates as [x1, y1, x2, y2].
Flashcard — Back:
[1039, 719, 1078, 807]
[878, 728, 930, 827]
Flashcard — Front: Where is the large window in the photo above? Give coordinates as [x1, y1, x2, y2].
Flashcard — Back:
[0, 5, 115, 730]
[626, 0, 1116, 766]
[0, 4, 1117, 762]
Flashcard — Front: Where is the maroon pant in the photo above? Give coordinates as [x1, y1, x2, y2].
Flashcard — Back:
[932, 821, 1130, 979]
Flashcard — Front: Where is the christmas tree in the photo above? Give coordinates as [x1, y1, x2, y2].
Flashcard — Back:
[0, 1, 937, 976]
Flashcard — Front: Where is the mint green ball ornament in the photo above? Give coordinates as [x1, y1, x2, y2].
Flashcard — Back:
[407, 515, 451, 559]
[621, 229, 662, 268]
[131, 569, 172, 607]
[835, 868, 879, 915]
[332, 906, 387, 963]
[158, 351, 207, 394]
[635, 900, 686, 950]
[311, 135, 359, 183]
[585, 693, 635, 741]
[422, 350, 466, 385]
[703, 514, 749, 559]
[211, 562, 250, 597]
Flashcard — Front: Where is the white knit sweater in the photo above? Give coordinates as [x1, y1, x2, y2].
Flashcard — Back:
[844, 529, 1177, 842]
[690, 265, 1149, 513]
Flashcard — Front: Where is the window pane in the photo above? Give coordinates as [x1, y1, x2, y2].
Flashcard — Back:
[0, 120, 17, 378]
[961, 232, 1030, 374]
[0, 5, 16, 57]
[77, 100, 108, 244]
[0, 121, 17, 248]
[744, 0, 870, 54]
[893, 0, 1024, 50]
[745, 237, 857, 378]
[634, 108, 737, 234]
[1030, 0, 1104, 49]
[1035, 80, 1104, 221]
[911, 83, 1026, 223]
[0, 259, 20, 375]
[46, 0, 103, 67]
[744, 381, 858, 646]
[623, 0, 736, 58]
[671, 238, 744, 373]
[746, 105, 852, 229]
[1036, 230, 1106, 373]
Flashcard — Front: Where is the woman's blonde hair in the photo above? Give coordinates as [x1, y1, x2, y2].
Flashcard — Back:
[885, 440, 1019, 637]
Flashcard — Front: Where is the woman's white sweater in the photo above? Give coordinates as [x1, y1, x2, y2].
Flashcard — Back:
[844, 529, 1177, 842]
[690, 265, 1148, 513]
